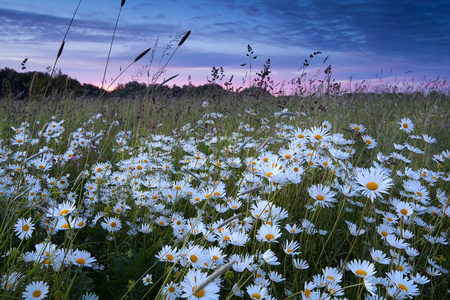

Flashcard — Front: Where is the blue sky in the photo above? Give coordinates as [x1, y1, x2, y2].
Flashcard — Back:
[1, 0, 449, 91]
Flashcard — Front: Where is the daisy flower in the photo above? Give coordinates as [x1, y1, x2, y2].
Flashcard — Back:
[283, 240, 301, 255]
[422, 134, 436, 143]
[66, 249, 97, 268]
[156, 245, 179, 263]
[321, 120, 332, 130]
[285, 223, 303, 234]
[395, 201, 414, 218]
[370, 248, 391, 265]
[101, 217, 121, 233]
[185, 245, 209, 269]
[302, 281, 320, 299]
[246, 284, 268, 300]
[47, 201, 76, 218]
[386, 270, 420, 298]
[347, 259, 376, 279]
[411, 273, 430, 285]
[162, 281, 182, 300]
[256, 224, 281, 243]
[14, 217, 34, 240]
[142, 274, 153, 286]
[362, 135, 377, 149]
[208, 246, 226, 266]
[268, 271, 285, 283]
[385, 235, 409, 249]
[22, 281, 49, 300]
[82, 292, 99, 300]
[181, 268, 220, 300]
[1, 271, 23, 291]
[349, 123, 366, 133]
[307, 126, 330, 143]
[293, 258, 309, 270]
[355, 167, 394, 202]
[262, 249, 280, 265]
[323, 267, 342, 284]
[307, 184, 337, 208]
[398, 118, 414, 133]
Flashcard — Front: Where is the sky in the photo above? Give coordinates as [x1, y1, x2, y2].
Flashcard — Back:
[1, 0, 449, 92]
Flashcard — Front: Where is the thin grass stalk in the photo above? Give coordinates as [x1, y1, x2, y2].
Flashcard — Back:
[106, 121, 116, 138]
[237, 137, 252, 152]
[10, 187, 32, 203]
[183, 169, 202, 182]
[24, 149, 53, 163]
[157, 74, 179, 89]
[103, 48, 151, 92]
[44, 0, 82, 97]
[193, 259, 236, 294]
[152, 30, 191, 84]
[71, 171, 85, 191]
[238, 185, 263, 196]
[101, 1, 126, 90]
[28, 72, 38, 101]
[216, 213, 242, 229]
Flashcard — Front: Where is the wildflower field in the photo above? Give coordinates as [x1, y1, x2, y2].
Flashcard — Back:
[0, 87, 449, 300]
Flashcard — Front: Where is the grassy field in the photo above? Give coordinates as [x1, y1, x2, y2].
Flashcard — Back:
[0, 87, 449, 300]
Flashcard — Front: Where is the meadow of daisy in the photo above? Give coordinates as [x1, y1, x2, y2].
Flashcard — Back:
[0, 83, 449, 300]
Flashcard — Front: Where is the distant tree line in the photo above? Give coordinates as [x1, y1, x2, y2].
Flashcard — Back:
[0, 67, 276, 100]
[0, 67, 102, 99]
[1, 67, 446, 101]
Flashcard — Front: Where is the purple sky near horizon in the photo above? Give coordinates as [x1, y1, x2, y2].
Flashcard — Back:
[1, 0, 449, 92]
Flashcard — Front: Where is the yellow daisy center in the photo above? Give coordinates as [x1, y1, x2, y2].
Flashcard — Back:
[381, 231, 388, 237]
[366, 182, 378, 190]
[22, 224, 29, 231]
[110, 222, 116, 228]
[356, 269, 367, 276]
[169, 286, 175, 293]
[192, 286, 205, 297]
[265, 234, 274, 241]
[59, 209, 69, 216]
[400, 208, 408, 215]
[403, 123, 408, 128]
[314, 134, 322, 140]
[252, 293, 261, 299]
[398, 283, 408, 291]
[166, 254, 174, 261]
[190, 255, 198, 263]
[76, 257, 86, 265]
[285, 154, 291, 159]
[354, 126, 360, 131]
[298, 134, 304, 138]
[366, 140, 372, 144]
[316, 195, 324, 201]
[416, 191, 422, 197]
[305, 289, 311, 297]
[32, 290, 41, 297]
[266, 172, 273, 177]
